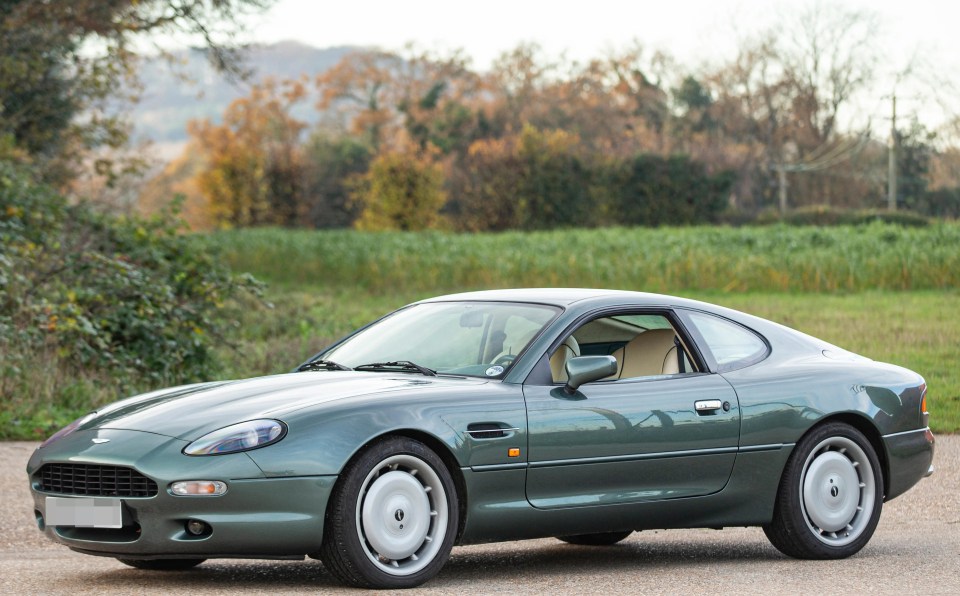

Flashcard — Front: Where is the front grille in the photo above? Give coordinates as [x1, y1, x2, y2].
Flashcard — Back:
[38, 463, 158, 497]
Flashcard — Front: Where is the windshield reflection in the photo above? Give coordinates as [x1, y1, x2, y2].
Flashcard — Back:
[320, 301, 560, 378]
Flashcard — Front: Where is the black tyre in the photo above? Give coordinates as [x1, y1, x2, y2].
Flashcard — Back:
[557, 531, 633, 546]
[763, 422, 883, 559]
[117, 558, 205, 570]
[320, 436, 459, 589]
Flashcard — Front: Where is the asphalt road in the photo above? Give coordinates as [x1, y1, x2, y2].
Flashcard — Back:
[3, 437, 957, 595]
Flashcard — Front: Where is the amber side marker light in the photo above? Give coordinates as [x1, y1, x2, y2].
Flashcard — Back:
[508, 448, 520, 458]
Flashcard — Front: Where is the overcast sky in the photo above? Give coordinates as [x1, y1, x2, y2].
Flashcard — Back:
[251, 0, 957, 69]
[241, 0, 959, 132]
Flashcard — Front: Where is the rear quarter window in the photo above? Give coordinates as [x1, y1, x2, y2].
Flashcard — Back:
[684, 311, 769, 372]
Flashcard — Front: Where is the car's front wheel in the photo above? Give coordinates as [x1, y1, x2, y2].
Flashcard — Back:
[763, 422, 883, 559]
[116, 558, 205, 570]
[320, 436, 458, 589]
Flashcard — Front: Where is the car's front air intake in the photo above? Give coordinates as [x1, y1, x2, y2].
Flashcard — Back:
[37, 463, 158, 498]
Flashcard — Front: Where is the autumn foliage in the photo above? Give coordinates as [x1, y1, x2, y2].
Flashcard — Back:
[164, 5, 960, 230]
[353, 147, 447, 231]
[189, 79, 308, 227]
[173, 44, 740, 231]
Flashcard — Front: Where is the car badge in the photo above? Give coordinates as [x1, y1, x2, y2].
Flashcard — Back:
[91, 438, 110, 444]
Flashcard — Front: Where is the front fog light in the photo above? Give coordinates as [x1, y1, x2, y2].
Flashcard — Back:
[186, 519, 210, 536]
[170, 480, 227, 496]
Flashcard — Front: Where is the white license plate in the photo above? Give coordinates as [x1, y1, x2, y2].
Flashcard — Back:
[45, 496, 123, 528]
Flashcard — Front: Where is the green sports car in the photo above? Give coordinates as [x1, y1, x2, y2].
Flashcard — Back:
[27, 289, 935, 589]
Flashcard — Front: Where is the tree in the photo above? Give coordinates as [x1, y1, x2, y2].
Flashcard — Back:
[137, 144, 211, 229]
[515, 125, 593, 229]
[483, 43, 672, 158]
[352, 146, 447, 231]
[315, 50, 404, 150]
[315, 48, 482, 154]
[449, 136, 524, 232]
[672, 76, 716, 134]
[0, 0, 271, 184]
[897, 120, 934, 210]
[302, 134, 372, 228]
[451, 125, 593, 231]
[709, 3, 880, 211]
[189, 79, 307, 227]
[608, 154, 733, 226]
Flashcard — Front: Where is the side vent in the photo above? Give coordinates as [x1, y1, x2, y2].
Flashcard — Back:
[466, 423, 518, 440]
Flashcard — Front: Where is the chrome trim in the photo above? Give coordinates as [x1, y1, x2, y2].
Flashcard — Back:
[739, 443, 792, 453]
[530, 445, 739, 468]
[882, 427, 931, 439]
[466, 427, 519, 438]
[925, 465, 935, 478]
[469, 462, 528, 472]
[695, 400, 723, 412]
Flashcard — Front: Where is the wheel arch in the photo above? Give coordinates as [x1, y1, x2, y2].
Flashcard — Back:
[802, 413, 890, 498]
[326, 429, 469, 544]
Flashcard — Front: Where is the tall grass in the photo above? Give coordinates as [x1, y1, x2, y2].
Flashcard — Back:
[200, 223, 960, 294]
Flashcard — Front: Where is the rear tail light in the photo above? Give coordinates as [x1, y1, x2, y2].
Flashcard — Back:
[920, 384, 929, 427]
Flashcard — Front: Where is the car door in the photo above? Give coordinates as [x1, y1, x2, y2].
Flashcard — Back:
[522, 312, 741, 509]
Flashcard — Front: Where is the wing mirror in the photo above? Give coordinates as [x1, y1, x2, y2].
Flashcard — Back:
[565, 356, 618, 392]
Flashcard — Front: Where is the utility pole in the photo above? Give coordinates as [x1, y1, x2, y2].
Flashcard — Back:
[887, 94, 897, 211]
[777, 164, 788, 215]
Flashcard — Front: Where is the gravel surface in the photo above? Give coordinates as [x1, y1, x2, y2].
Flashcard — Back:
[3, 437, 957, 595]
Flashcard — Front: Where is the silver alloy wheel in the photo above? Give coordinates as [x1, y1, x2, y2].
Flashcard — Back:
[355, 453, 448, 576]
[798, 435, 877, 547]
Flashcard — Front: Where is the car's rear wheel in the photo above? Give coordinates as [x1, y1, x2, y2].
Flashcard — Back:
[557, 531, 633, 546]
[116, 558, 205, 570]
[320, 436, 458, 589]
[763, 422, 883, 559]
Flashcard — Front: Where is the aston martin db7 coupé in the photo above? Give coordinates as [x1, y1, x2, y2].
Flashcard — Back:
[27, 289, 935, 588]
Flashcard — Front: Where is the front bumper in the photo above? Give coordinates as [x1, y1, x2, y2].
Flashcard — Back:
[882, 427, 935, 501]
[27, 429, 335, 559]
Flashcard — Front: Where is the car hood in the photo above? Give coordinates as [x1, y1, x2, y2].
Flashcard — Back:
[85, 372, 485, 440]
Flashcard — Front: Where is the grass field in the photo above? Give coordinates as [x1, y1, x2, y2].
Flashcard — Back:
[200, 223, 960, 293]
[7, 224, 957, 439]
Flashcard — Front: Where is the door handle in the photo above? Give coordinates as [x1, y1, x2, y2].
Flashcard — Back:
[694, 400, 723, 412]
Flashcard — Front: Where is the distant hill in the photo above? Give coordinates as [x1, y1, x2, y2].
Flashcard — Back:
[127, 41, 359, 156]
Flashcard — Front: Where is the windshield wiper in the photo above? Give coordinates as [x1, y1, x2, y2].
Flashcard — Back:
[296, 359, 353, 372]
[354, 360, 437, 376]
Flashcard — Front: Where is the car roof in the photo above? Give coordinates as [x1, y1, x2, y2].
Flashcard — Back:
[417, 288, 707, 309]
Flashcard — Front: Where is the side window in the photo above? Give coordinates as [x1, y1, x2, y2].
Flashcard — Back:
[551, 313, 698, 383]
[685, 311, 768, 371]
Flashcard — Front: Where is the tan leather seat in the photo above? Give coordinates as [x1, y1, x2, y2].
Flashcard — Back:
[613, 329, 680, 379]
[550, 335, 580, 383]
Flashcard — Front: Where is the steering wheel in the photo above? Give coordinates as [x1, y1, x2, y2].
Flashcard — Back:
[493, 354, 515, 367]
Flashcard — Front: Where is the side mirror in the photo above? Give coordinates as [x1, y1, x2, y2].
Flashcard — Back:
[565, 356, 618, 392]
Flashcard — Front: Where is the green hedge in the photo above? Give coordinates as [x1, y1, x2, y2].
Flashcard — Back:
[773, 206, 930, 227]
[0, 161, 261, 438]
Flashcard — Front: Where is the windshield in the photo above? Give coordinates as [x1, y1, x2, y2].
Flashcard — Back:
[320, 301, 560, 377]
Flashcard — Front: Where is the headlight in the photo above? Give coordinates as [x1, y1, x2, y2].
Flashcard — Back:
[183, 419, 287, 456]
[39, 412, 97, 448]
